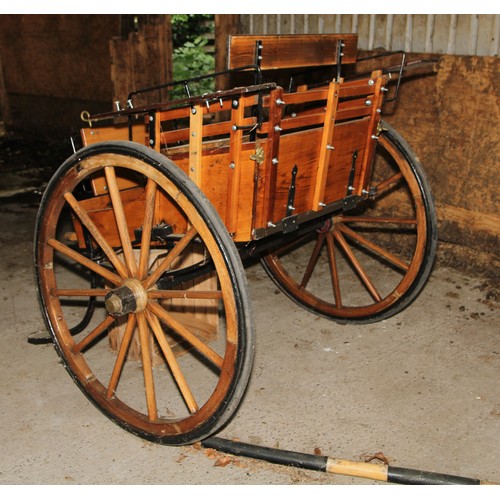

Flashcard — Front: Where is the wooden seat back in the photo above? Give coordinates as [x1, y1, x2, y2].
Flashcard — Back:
[227, 34, 358, 71]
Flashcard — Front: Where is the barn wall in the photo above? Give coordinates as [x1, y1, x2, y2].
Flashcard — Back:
[0, 14, 121, 136]
[239, 13, 499, 278]
[0, 14, 173, 139]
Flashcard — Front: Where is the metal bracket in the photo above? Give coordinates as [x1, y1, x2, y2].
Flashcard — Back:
[336, 39, 345, 82]
[346, 149, 358, 196]
[148, 114, 156, 148]
[286, 165, 298, 217]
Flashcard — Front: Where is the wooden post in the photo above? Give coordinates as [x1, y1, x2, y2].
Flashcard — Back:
[214, 14, 241, 91]
[110, 15, 173, 107]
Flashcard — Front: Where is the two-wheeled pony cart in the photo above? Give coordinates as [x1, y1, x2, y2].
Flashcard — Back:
[34, 34, 437, 445]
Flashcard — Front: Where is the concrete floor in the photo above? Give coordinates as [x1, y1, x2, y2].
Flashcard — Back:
[0, 190, 499, 488]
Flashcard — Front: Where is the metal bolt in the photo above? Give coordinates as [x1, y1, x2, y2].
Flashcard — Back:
[362, 189, 370, 195]
[127, 99, 133, 109]
[288, 205, 295, 211]
[371, 135, 379, 140]
[319, 202, 326, 207]
[381, 87, 389, 92]
[114, 101, 122, 111]
[232, 125, 237, 131]
[267, 221, 277, 228]
[229, 162, 235, 169]
[368, 79, 375, 85]
[149, 139, 154, 145]
[365, 99, 372, 106]
[232, 99, 239, 107]
[272, 157, 279, 165]
[149, 115, 154, 121]
[274, 125, 282, 132]
[276, 98, 286, 106]
[326, 144, 335, 151]
[376, 108, 382, 114]
[191, 107, 197, 114]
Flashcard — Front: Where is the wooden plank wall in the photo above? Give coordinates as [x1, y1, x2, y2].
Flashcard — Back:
[0, 14, 172, 136]
[110, 16, 172, 107]
[242, 14, 500, 56]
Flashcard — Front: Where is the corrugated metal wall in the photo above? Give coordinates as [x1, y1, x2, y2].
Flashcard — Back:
[241, 14, 500, 56]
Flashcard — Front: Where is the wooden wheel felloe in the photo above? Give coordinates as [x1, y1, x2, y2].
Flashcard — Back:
[34, 141, 254, 444]
[261, 122, 438, 324]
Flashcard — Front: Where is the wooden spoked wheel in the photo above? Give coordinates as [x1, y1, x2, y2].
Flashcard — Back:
[35, 141, 254, 444]
[262, 122, 437, 324]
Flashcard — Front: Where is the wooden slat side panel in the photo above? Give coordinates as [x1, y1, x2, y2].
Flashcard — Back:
[81, 122, 148, 147]
[323, 118, 371, 205]
[227, 34, 358, 70]
[267, 128, 323, 224]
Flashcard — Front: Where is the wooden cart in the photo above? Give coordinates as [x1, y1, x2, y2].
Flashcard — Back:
[34, 34, 437, 444]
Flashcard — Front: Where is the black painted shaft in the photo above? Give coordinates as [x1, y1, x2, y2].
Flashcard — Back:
[202, 437, 488, 485]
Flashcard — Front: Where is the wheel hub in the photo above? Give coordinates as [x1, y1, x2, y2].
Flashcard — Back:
[105, 278, 147, 316]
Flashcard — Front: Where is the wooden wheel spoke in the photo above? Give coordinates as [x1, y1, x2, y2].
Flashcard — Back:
[48, 238, 121, 286]
[51, 288, 108, 297]
[104, 166, 138, 278]
[148, 290, 223, 300]
[371, 172, 403, 198]
[136, 312, 158, 421]
[138, 179, 158, 280]
[333, 230, 382, 302]
[148, 302, 224, 369]
[142, 226, 198, 290]
[73, 315, 116, 353]
[146, 310, 199, 414]
[64, 192, 128, 279]
[337, 223, 410, 272]
[341, 215, 417, 225]
[325, 232, 342, 307]
[300, 232, 326, 289]
[106, 315, 137, 398]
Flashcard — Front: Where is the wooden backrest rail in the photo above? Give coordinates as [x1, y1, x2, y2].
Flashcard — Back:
[227, 34, 358, 71]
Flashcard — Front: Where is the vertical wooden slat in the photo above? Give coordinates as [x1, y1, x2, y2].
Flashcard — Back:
[368, 15, 376, 50]
[259, 87, 283, 227]
[312, 81, 339, 211]
[385, 14, 394, 51]
[405, 14, 413, 53]
[189, 104, 204, 188]
[425, 14, 435, 53]
[447, 14, 458, 54]
[226, 96, 246, 234]
[493, 15, 500, 56]
[357, 71, 386, 193]
[470, 15, 479, 55]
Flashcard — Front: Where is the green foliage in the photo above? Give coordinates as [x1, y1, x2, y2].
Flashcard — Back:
[171, 36, 215, 100]
[170, 15, 215, 100]
[172, 14, 213, 47]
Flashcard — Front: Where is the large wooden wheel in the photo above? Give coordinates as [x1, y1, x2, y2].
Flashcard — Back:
[262, 122, 437, 324]
[35, 141, 254, 444]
